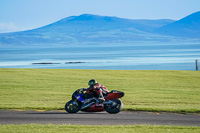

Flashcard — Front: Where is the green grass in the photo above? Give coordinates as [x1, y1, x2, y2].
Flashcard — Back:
[0, 68, 200, 113]
[0, 124, 199, 133]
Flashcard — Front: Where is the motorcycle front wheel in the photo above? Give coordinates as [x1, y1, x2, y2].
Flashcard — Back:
[65, 100, 81, 113]
[104, 99, 123, 114]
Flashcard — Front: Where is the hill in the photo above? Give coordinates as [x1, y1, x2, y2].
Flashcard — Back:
[0, 12, 200, 45]
[0, 14, 174, 45]
[154, 11, 200, 38]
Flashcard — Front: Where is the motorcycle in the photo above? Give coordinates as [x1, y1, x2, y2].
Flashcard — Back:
[65, 89, 124, 114]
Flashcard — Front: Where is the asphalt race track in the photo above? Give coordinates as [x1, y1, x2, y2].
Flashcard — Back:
[0, 110, 199, 126]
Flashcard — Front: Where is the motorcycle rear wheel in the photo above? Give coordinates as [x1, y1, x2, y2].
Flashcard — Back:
[65, 100, 81, 113]
[104, 99, 123, 114]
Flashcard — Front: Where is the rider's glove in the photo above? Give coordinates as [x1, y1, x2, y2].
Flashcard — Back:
[79, 88, 87, 93]
[82, 88, 87, 91]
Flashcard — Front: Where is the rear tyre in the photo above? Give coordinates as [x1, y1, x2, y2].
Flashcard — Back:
[65, 100, 81, 113]
[104, 99, 123, 114]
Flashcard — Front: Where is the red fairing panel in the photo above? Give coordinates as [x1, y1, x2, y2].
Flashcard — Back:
[83, 104, 104, 112]
[105, 93, 121, 101]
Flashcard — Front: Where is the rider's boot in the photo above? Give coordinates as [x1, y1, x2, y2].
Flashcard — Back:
[97, 93, 105, 103]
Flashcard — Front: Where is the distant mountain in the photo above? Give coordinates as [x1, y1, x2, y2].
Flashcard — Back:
[0, 12, 199, 45]
[154, 11, 200, 38]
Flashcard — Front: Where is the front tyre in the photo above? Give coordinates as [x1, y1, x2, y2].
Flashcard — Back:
[104, 99, 123, 114]
[65, 100, 81, 113]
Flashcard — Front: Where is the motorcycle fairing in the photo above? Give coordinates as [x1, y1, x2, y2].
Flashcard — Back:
[81, 103, 104, 112]
[75, 94, 84, 101]
[105, 90, 124, 101]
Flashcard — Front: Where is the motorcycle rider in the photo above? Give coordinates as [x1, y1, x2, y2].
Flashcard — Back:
[81, 79, 109, 103]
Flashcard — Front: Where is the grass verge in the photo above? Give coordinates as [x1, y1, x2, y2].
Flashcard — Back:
[0, 124, 199, 133]
[0, 68, 200, 113]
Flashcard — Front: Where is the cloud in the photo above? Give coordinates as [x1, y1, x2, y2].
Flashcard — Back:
[0, 22, 20, 33]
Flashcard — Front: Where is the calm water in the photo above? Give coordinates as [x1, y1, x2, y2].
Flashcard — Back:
[0, 42, 199, 70]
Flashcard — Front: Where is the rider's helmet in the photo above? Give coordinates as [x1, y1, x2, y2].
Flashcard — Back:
[88, 79, 97, 87]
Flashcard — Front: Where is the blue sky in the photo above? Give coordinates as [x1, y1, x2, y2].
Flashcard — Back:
[0, 0, 200, 33]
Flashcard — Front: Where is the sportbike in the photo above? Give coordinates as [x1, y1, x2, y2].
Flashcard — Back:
[65, 89, 124, 114]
